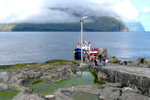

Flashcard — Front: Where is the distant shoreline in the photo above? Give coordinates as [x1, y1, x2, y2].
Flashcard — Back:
[0, 30, 129, 32]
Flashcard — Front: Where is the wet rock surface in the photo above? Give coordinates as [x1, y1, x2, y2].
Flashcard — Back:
[120, 57, 150, 68]
[52, 83, 149, 100]
[96, 63, 150, 97]
[0, 61, 150, 100]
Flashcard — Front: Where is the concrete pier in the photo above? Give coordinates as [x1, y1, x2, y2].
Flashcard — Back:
[79, 62, 150, 96]
[93, 63, 150, 96]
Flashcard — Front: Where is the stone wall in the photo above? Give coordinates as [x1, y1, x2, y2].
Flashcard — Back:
[96, 67, 150, 97]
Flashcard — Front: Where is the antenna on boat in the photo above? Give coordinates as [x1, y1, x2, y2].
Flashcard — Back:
[80, 16, 88, 64]
[78, 36, 80, 43]
[83, 31, 85, 43]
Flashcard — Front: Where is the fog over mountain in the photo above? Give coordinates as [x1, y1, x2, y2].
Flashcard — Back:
[0, 0, 138, 23]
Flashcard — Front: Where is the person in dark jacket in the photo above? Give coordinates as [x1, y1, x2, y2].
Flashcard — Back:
[83, 54, 85, 61]
[94, 57, 99, 66]
[99, 53, 102, 63]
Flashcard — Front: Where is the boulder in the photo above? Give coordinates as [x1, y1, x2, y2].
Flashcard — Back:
[137, 57, 143, 62]
[108, 56, 118, 63]
[23, 87, 34, 94]
[139, 64, 149, 68]
[98, 87, 121, 100]
[24, 72, 43, 79]
[0, 83, 20, 93]
[131, 60, 140, 67]
[131, 57, 150, 67]
[23, 65, 36, 71]
[12, 91, 45, 100]
[118, 91, 149, 100]
[143, 57, 150, 65]
[120, 61, 128, 65]
[39, 65, 51, 70]
[97, 71, 108, 81]
[120, 60, 124, 65]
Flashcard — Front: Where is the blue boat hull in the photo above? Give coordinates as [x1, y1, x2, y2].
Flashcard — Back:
[74, 48, 87, 59]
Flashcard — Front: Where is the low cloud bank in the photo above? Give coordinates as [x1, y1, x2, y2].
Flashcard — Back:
[0, 0, 140, 23]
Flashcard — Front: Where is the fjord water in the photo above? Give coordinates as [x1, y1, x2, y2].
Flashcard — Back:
[0, 32, 150, 65]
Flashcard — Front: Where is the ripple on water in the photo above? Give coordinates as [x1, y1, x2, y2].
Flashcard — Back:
[0, 71, 7, 75]
[20, 70, 26, 73]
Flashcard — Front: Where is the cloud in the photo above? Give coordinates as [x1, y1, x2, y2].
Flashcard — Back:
[113, 0, 138, 21]
[141, 6, 150, 14]
[0, 0, 139, 23]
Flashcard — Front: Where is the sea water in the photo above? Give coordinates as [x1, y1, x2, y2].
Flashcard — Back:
[0, 32, 150, 65]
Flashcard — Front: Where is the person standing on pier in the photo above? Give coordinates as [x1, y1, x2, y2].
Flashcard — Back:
[83, 53, 86, 61]
[102, 55, 106, 67]
[99, 53, 102, 63]
[91, 54, 94, 62]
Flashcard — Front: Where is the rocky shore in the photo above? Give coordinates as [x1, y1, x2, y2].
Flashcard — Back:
[0, 59, 150, 100]
[117, 57, 150, 68]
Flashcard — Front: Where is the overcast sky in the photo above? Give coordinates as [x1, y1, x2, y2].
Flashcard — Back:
[0, 0, 150, 31]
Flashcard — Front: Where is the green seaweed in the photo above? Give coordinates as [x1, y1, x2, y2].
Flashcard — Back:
[113, 61, 120, 64]
[94, 79, 106, 85]
[51, 68, 55, 70]
[0, 90, 21, 100]
[90, 71, 106, 85]
[74, 74, 78, 77]
[73, 71, 77, 74]
[31, 80, 43, 85]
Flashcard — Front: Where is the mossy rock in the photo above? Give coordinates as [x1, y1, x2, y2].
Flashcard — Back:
[108, 56, 118, 63]
[0, 90, 21, 100]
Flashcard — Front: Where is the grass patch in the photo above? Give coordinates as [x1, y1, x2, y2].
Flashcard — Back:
[51, 68, 55, 70]
[113, 61, 120, 64]
[0, 60, 79, 70]
[0, 90, 21, 100]
[8, 64, 29, 69]
[0, 64, 28, 69]
[46, 60, 79, 65]
[0, 65, 11, 69]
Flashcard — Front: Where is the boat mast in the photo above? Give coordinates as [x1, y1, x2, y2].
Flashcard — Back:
[80, 19, 83, 63]
[83, 32, 85, 43]
[78, 36, 80, 44]
[80, 16, 87, 64]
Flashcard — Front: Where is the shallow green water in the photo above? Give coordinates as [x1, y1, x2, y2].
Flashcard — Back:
[71, 92, 98, 100]
[0, 90, 21, 100]
[30, 71, 105, 95]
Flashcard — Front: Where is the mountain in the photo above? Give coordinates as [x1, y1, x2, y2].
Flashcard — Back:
[125, 22, 145, 31]
[0, 16, 128, 32]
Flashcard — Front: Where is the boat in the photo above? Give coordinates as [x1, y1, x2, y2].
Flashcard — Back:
[74, 16, 91, 59]
[74, 16, 108, 60]
[74, 40, 91, 59]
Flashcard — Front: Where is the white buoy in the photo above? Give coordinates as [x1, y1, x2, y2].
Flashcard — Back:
[72, 86, 74, 90]
[45, 95, 55, 99]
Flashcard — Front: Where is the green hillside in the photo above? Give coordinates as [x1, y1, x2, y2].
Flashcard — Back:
[0, 24, 16, 31]
[0, 16, 128, 32]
